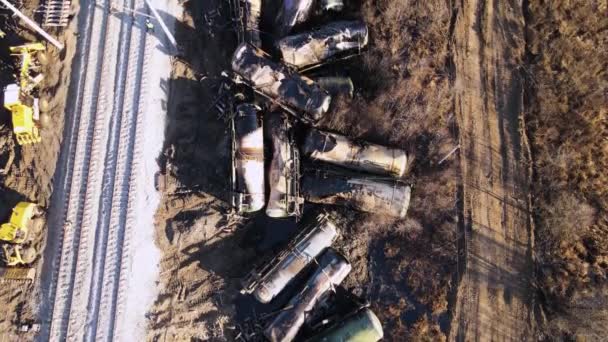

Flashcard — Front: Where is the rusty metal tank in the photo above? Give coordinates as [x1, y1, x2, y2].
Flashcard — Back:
[277, 21, 369, 69]
[231, 103, 265, 213]
[275, 0, 315, 38]
[231, 43, 332, 123]
[302, 129, 409, 177]
[241, 214, 338, 303]
[301, 169, 411, 218]
[264, 248, 351, 342]
[307, 308, 384, 342]
[266, 113, 303, 218]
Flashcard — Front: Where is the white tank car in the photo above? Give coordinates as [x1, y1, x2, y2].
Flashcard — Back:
[264, 248, 352, 342]
[302, 129, 409, 178]
[302, 169, 411, 218]
[232, 103, 265, 213]
[241, 214, 338, 303]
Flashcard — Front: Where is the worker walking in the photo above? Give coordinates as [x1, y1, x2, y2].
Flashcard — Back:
[145, 18, 154, 33]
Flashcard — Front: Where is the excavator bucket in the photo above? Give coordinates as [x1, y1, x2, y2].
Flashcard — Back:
[0, 267, 35, 283]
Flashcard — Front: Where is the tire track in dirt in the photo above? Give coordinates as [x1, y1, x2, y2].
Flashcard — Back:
[449, 0, 535, 340]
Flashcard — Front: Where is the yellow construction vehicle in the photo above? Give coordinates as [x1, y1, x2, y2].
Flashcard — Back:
[3, 43, 46, 145]
[0, 202, 44, 271]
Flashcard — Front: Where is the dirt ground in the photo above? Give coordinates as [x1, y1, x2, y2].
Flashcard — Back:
[0, 0, 78, 339]
[448, 0, 536, 340]
[147, 0, 459, 341]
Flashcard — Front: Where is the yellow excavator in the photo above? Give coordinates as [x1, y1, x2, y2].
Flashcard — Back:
[0, 202, 44, 282]
[2, 43, 46, 145]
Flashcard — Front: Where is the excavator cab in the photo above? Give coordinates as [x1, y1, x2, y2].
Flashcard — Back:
[3, 84, 41, 145]
[0, 202, 39, 244]
[0, 202, 42, 281]
[3, 43, 45, 145]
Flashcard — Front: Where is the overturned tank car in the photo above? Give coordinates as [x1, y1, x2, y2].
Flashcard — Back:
[231, 43, 332, 123]
[308, 308, 384, 342]
[231, 103, 265, 213]
[277, 21, 369, 69]
[241, 213, 338, 303]
[302, 169, 411, 218]
[275, 0, 315, 38]
[302, 128, 409, 177]
[266, 113, 303, 218]
[265, 248, 351, 342]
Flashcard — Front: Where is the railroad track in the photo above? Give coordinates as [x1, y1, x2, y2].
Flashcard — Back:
[43, 0, 152, 340]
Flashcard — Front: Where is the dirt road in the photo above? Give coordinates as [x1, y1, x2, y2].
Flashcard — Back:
[449, 0, 535, 340]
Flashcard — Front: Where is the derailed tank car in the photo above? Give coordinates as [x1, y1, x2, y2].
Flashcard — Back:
[266, 113, 303, 218]
[307, 308, 384, 342]
[277, 21, 368, 69]
[275, 0, 315, 38]
[231, 103, 265, 213]
[231, 43, 331, 123]
[265, 248, 352, 342]
[302, 129, 409, 177]
[241, 214, 338, 303]
[302, 169, 411, 218]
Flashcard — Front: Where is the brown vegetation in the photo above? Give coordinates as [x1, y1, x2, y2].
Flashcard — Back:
[525, 0, 608, 338]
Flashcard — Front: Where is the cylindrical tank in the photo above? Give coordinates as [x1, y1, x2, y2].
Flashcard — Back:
[313, 77, 354, 98]
[231, 43, 332, 123]
[232, 103, 265, 213]
[301, 169, 411, 218]
[277, 21, 369, 69]
[266, 113, 302, 218]
[264, 248, 352, 342]
[302, 129, 409, 177]
[244, 0, 262, 47]
[241, 214, 338, 303]
[320, 0, 344, 11]
[275, 0, 315, 38]
[308, 308, 384, 342]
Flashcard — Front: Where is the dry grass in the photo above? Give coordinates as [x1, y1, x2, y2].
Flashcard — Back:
[526, 0, 608, 338]
[318, 0, 458, 340]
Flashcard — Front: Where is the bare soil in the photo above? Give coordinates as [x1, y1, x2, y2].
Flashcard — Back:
[448, 0, 537, 340]
[147, 0, 459, 341]
[0, 0, 78, 339]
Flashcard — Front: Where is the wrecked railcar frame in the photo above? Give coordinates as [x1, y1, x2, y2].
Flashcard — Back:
[231, 43, 332, 124]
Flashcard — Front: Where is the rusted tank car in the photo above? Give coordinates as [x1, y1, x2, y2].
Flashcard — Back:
[275, 0, 315, 38]
[231, 103, 265, 213]
[266, 113, 303, 218]
[302, 129, 409, 177]
[241, 214, 338, 303]
[264, 248, 352, 342]
[231, 43, 332, 123]
[277, 21, 368, 69]
[301, 169, 411, 218]
[308, 308, 384, 342]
